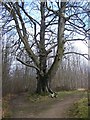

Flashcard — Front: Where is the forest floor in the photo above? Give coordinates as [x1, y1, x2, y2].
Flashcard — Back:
[4, 91, 87, 118]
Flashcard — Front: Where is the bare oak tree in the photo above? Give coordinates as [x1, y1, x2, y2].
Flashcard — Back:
[1, 0, 89, 95]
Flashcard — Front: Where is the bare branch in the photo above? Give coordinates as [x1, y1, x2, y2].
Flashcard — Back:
[47, 44, 57, 55]
[66, 11, 90, 20]
[16, 57, 40, 71]
[64, 52, 88, 60]
[19, 5, 40, 25]
[47, 55, 56, 59]
[64, 38, 86, 43]
[3, 2, 40, 68]
[46, 15, 57, 28]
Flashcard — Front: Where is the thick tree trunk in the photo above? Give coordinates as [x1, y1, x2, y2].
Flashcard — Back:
[36, 2, 66, 95]
[36, 76, 54, 95]
[36, 73, 48, 94]
[36, 2, 48, 94]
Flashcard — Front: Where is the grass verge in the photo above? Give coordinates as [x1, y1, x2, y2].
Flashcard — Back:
[2, 94, 16, 118]
[68, 97, 88, 118]
[27, 90, 82, 103]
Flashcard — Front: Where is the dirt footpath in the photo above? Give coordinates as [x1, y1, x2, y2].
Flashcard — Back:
[10, 92, 83, 118]
[37, 95, 81, 118]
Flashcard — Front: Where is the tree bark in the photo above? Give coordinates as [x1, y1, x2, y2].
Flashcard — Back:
[36, 72, 48, 94]
[36, 2, 48, 94]
[36, 2, 66, 95]
[46, 2, 66, 83]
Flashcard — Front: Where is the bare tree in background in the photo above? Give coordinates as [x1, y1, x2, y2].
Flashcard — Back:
[1, 0, 89, 95]
[2, 38, 12, 95]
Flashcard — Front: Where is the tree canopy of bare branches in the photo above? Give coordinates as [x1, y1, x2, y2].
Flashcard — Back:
[1, 0, 89, 94]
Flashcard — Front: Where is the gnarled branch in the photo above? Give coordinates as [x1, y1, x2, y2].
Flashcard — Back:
[16, 57, 40, 71]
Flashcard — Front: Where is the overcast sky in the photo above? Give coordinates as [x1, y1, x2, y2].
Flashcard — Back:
[74, 41, 88, 53]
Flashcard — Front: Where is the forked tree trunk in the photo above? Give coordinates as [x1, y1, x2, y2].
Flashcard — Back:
[36, 74, 54, 95]
[36, 2, 66, 95]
